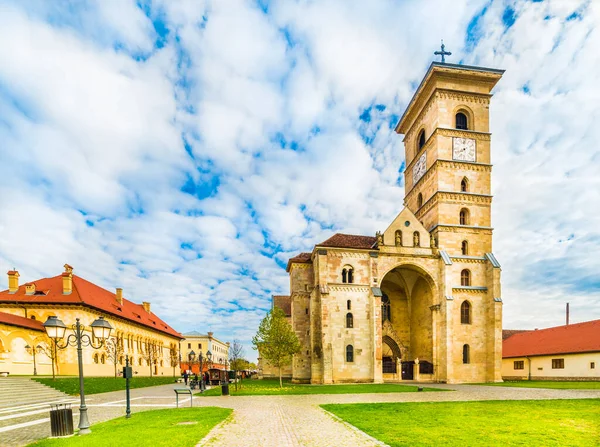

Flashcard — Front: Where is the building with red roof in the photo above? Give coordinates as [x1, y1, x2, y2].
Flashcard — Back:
[502, 320, 600, 381]
[0, 265, 183, 376]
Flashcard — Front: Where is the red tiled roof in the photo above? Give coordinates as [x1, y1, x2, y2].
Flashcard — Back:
[317, 233, 377, 249]
[503, 319, 600, 358]
[502, 329, 530, 341]
[0, 311, 45, 332]
[272, 295, 291, 317]
[0, 275, 182, 339]
[286, 252, 312, 272]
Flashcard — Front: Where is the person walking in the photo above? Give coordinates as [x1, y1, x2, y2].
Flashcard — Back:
[183, 370, 189, 386]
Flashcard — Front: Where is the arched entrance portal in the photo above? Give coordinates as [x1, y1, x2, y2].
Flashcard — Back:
[382, 335, 401, 374]
[380, 264, 435, 379]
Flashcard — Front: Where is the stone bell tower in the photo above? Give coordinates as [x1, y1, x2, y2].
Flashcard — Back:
[394, 60, 505, 383]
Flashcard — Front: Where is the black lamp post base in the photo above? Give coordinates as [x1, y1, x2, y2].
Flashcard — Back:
[78, 408, 91, 435]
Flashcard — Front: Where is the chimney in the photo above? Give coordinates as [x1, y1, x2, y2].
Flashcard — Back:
[25, 283, 36, 295]
[7, 270, 19, 293]
[62, 264, 73, 295]
[142, 301, 151, 313]
[566, 302, 570, 326]
[116, 288, 123, 305]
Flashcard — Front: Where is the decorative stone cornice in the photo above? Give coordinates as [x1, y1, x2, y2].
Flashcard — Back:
[415, 191, 492, 219]
[437, 127, 491, 140]
[430, 224, 493, 235]
[429, 304, 441, 311]
[450, 256, 486, 264]
[328, 251, 370, 259]
[290, 263, 312, 270]
[328, 285, 371, 292]
[436, 89, 491, 105]
[452, 286, 488, 293]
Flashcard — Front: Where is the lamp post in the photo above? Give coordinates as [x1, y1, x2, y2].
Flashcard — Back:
[198, 350, 212, 391]
[43, 315, 113, 435]
[24, 343, 43, 376]
[188, 350, 196, 374]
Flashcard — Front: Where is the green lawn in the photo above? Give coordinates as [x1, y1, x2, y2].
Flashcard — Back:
[323, 399, 600, 446]
[198, 379, 441, 396]
[33, 376, 177, 395]
[478, 380, 600, 390]
[27, 407, 231, 447]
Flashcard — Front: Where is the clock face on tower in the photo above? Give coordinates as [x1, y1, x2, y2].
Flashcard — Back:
[452, 137, 476, 162]
[412, 152, 427, 185]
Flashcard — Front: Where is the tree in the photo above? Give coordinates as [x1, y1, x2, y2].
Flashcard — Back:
[30, 335, 57, 379]
[252, 306, 301, 388]
[229, 339, 245, 390]
[36, 336, 59, 380]
[169, 343, 180, 378]
[104, 337, 125, 378]
[141, 340, 161, 377]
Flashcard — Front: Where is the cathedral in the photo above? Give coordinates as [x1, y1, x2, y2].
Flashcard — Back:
[282, 61, 504, 384]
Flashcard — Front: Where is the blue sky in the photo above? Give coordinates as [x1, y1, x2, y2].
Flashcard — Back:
[1, 0, 599, 360]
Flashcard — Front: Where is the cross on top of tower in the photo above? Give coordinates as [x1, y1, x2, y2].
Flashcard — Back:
[434, 40, 452, 63]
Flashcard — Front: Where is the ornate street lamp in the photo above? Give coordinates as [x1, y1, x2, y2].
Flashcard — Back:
[43, 316, 113, 435]
[24, 344, 43, 376]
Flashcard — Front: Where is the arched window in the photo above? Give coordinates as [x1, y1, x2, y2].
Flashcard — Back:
[417, 193, 423, 208]
[461, 177, 469, 192]
[463, 344, 470, 364]
[459, 208, 470, 225]
[461, 301, 471, 324]
[119, 356, 124, 365]
[347, 300, 351, 310]
[413, 231, 420, 247]
[346, 313, 353, 328]
[347, 267, 354, 284]
[382, 294, 391, 323]
[456, 112, 468, 130]
[342, 269, 347, 283]
[30, 315, 36, 320]
[461, 269, 471, 286]
[461, 240, 469, 255]
[93, 353, 99, 364]
[101, 354, 106, 364]
[395, 230, 402, 247]
[346, 345, 354, 362]
[418, 130, 426, 150]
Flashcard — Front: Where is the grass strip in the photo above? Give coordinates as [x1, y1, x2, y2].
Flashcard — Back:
[28, 407, 232, 447]
[323, 399, 600, 446]
[475, 380, 600, 389]
[33, 376, 177, 395]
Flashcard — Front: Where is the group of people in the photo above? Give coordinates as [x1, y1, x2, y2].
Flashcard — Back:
[182, 370, 210, 389]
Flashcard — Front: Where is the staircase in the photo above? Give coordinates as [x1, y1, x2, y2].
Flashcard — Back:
[0, 377, 72, 409]
[0, 377, 78, 446]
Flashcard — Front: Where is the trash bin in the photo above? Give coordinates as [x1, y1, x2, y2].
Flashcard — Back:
[49, 403, 74, 437]
[221, 384, 229, 396]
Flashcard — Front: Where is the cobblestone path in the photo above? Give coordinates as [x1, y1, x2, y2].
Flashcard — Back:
[196, 384, 600, 447]
[2, 383, 599, 447]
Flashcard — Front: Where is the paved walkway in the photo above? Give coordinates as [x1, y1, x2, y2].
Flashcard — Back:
[2, 383, 599, 447]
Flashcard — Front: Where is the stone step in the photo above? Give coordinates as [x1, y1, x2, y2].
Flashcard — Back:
[0, 379, 71, 410]
[0, 395, 70, 406]
[0, 394, 68, 405]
